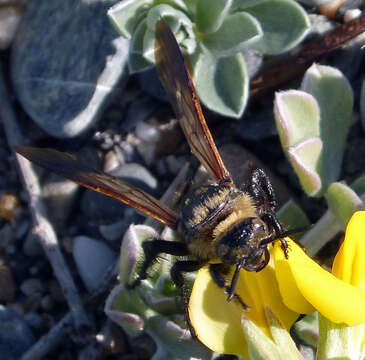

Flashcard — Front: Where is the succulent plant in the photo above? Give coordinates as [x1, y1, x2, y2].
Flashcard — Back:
[108, 0, 310, 118]
[105, 224, 212, 360]
[273, 63, 365, 257]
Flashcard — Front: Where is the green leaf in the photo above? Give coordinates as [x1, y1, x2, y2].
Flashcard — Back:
[293, 312, 318, 348]
[317, 313, 365, 360]
[274, 90, 320, 148]
[142, 4, 194, 63]
[241, 316, 281, 360]
[192, 49, 249, 118]
[244, 0, 310, 55]
[202, 12, 262, 57]
[119, 224, 160, 283]
[196, 0, 233, 34]
[146, 316, 212, 360]
[287, 138, 323, 196]
[326, 182, 365, 229]
[274, 90, 323, 196]
[265, 308, 304, 360]
[301, 64, 353, 187]
[128, 20, 154, 73]
[108, 0, 153, 39]
[145, 4, 192, 32]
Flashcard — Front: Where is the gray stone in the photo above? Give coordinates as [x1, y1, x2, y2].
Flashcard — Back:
[73, 236, 117, 292]
[20, 278, 45, 297]
[109, 163, 158, 193]
[0, 6, 21, 50]
[0, 305, 36, 359]
[81, 189, 126, 220]
[23, 231, 43, 257]
[42, 174, 79, 227]
[99, 220, 125, 242]
[11, 0, 129, 138]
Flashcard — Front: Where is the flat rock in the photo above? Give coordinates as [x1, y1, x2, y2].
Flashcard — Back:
[11, 0, 129, 138]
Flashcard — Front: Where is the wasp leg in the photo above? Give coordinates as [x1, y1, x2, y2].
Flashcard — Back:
[245, 167, 277, 211]
[170, 260, 205, 340]
[260, 212, 289, 259]
[209, 263, 249, 310]
[126, 240, 189, 289]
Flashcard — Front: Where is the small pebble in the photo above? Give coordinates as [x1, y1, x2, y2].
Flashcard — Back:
[20, 278, 44, 297]
[0, 305, 36, 359]
[0, 6, 22, 49]
[23, 231, 43, 257]
[99, 220, 125, 242]
[40, 295, 54, 311]
[0, 193, 20, 221]
[73, 236, 117, 292]
[130, 333, 156, 360]
[15, 217, 30, 240]
[24, 311, 44, 331]
[344, 8, 362, 22]
[0, 265, 16, 302]
[0, 223, 14, 250]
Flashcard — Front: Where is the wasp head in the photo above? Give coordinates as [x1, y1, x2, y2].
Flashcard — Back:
[216, 217, 270, 271]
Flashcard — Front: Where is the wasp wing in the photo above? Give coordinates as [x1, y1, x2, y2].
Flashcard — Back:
[155, 19, 233, 186]
[15, 146, 179, 228]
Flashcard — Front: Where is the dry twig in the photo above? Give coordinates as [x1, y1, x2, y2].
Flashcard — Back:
[0, 64, 92, 335]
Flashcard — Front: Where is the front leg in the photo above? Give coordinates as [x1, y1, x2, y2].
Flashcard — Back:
[127, 240, 189, 289]
[209, 263, 249, 310]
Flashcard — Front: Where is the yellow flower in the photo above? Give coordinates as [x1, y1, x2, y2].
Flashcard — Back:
[189, 212, 365, 356]
[332, 211, 365, 292]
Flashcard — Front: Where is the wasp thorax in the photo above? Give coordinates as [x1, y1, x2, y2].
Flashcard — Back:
[216, 217, 269, 266]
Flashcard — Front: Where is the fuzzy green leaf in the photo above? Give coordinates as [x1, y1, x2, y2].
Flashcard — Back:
[142, 4, 194, 63]
[244, 0, 310, 55]
[274, 90, 323, 196]
[146, 316, 212, 360]
[317, 313, 365, 360]
[301, 64, 353, 187]
[241, 316, 281, 360]
[192, 49, 249, 118]
[202, 12, 262, 57]
[326, 182, 365, 229]
[119, 224, 160, 283]
[108, 0, 153, 39]
[288, 138, 323, 196]
[196, 0, 233, 34]
[293, 312, 318, 348]
[274, 90, 320, 148]
[128, 20, 154, 74]
[265, 308, 304, 360]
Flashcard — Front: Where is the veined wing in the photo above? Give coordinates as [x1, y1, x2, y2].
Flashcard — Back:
[155, 19, 233, 186]
[15, 146, 179, 228]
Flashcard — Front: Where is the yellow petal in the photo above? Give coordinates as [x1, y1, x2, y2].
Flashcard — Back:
[188, 266, 248, 357]
[332, 211, 365, 292]
[189, 257, 299, 356]
[238, 259, 299, 334]
[274, 238, 365, 325]
[273, 239, 315, 314]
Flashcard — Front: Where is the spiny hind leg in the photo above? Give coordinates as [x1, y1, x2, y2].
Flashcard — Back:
[126, 240, 189, 289]
[170, 260, 205, 339]
[209, 263, 248, 310]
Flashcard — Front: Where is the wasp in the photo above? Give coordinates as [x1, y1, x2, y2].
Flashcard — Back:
[15, 19, 296, 312]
